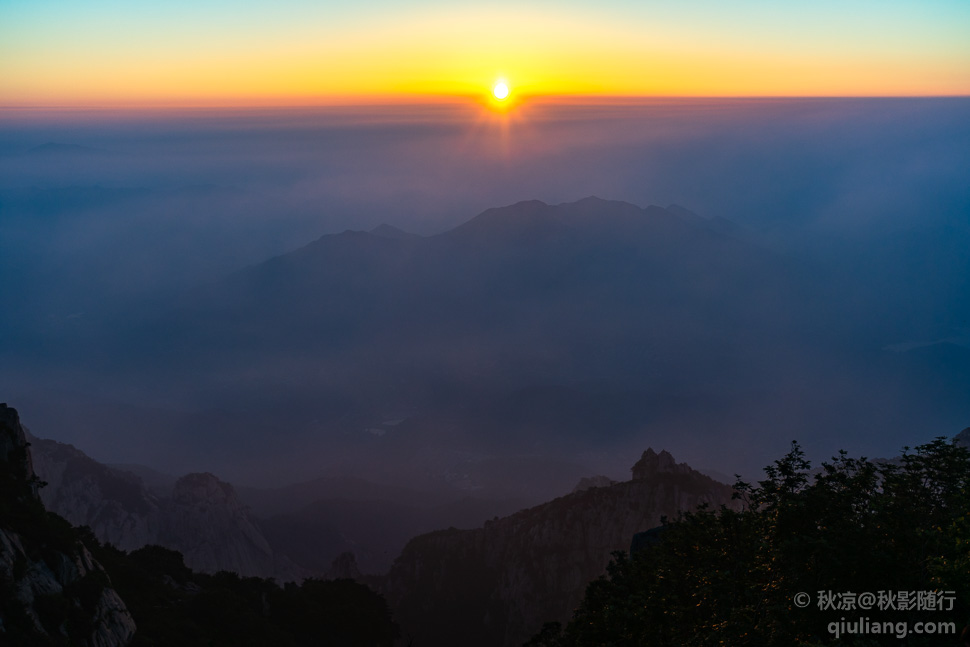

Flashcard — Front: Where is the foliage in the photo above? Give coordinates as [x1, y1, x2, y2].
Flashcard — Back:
[532, 438, 970, 646]
[88, 542, 400, 646]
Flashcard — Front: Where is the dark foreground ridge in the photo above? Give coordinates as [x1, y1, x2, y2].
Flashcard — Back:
[529, 436, 970, 647]
[1, 404, 398, 647]
[1, 402, 136, 645]
[373, 447, 736, 647]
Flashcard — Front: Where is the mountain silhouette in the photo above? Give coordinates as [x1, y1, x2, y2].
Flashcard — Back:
[86, 198, 820, 461]
[14, 195, 968, 486]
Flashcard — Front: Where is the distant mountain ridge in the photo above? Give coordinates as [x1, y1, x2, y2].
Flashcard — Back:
[369, 223, 420, 240]
[27, 433, 303, 580]
[112, 197, 806, 459]
[17, 195, 965, 487]
[26, 431, 537, 577]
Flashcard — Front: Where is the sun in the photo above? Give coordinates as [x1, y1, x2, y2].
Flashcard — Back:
[492, 81, 510, 101]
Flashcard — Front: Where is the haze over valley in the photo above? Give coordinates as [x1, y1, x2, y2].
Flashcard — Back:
[2, 99, 969, 493]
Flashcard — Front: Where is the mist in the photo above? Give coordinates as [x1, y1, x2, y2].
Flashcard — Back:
[1, 97, 968, 491]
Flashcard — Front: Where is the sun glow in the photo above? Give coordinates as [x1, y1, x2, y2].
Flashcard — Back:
[485, 78, 520, 113]
[1, 3, 967, 107]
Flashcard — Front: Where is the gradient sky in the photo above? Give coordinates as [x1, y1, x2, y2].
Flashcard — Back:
[1, 1, 969, 105]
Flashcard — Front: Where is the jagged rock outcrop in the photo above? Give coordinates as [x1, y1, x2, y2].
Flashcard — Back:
[0, 403, 136, 646]
[28, 436, 299, 579]
[158, 472, 276, 577]
[0, 529, 136, 646]
[1, 404, 43, 504]
[376, 449, 737, 647]
[631, 447, 692, 479]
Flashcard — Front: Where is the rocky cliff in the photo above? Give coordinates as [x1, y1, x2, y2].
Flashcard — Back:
[28, 435, 296, 579]
[30, 435, 162, 551]
[0, 403, 136, 646]
[377, 448, 737, 647]
[157, 472, 279, 578]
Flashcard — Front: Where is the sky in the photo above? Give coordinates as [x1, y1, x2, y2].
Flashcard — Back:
[0, 0, 969, 485]
[2, 0, 969, 106]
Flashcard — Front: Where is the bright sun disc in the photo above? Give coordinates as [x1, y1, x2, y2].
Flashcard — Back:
[492, 82, 509, 100]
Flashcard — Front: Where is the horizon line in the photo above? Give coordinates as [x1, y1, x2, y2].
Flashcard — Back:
[2, 93, 969, 112]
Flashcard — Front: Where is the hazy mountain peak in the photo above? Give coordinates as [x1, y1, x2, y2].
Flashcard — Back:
[370, 223, 420, 240]
[443, 196, 683, 244]
[665, 203, 695, 213]
[665, 203, 705, 222]
[172, 472, 238, 506]
[567, 195, 609, 206]
[442, 199, 562, 243]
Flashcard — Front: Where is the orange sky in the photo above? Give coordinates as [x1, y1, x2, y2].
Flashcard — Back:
[2, 3, 968, 107]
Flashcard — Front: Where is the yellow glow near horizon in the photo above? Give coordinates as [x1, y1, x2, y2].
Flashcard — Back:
[1, 5, 967, 107]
